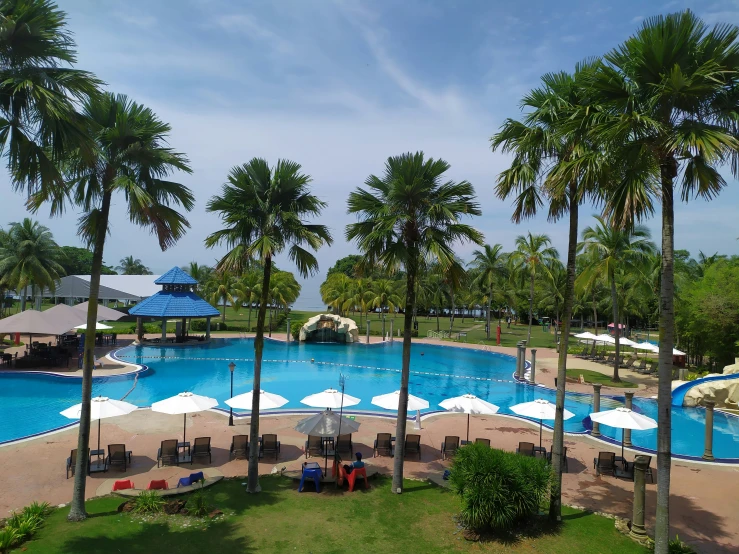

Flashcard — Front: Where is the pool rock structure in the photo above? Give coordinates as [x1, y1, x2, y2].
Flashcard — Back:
[299, 314, 359, 343]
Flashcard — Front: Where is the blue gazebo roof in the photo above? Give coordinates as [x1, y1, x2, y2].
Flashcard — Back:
[129, 291, 220, 318]
[155, 267, 198, 285]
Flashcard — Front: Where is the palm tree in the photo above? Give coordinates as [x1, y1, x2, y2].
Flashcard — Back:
[585, 12, 739, 549]
[320, 273, 354, 316]
[347, 151, 482, 492]
[0, 0, 101, 197]
[208, 270, 237, 324]
[350, 278, 373, 326]
[233, 271, 260, 330]
[577, 216, 655, 381]
[470, 244, 506, 339]
[268, 270, 300, 335]
[33, 93, 194, 521]
[509, 233, 559, 344]
[0, 219, 65, 310]
[206, 158, 332, 494]
[115, 255, 152, 275]
[368, 278, 401, 335]
[182, 262, 213, 295]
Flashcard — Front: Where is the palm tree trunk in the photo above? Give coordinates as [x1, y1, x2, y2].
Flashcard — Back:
[527, 272, 535, 343]
[247, 254, 272, 494]
[247, 301, 252, 332]
[654, 161, 676, 554]
[68, 189, 112, 521]
[221, 297, 226, 324]
[392, 254, 417, 493]
[486, 288, 493, 340]
[592, 296, 598, 335]
[20, 286, 27, 311]
[436, 306, 440, 332]
[549, 181, 577, 521]
[449, 291, 455, 332]
[610, 270, 621, 382]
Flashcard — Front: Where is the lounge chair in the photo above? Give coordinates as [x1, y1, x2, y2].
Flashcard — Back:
[107, 444, 132, 472]
[66, 448, 90, 479]
[575, 347, 589, 359]
[229, 435, 248, 459]
[516, 441, 535, 457]
[634, 359, 647, 373]
[590, 349, 605, 362]
[374, 433, 394, 457]
[475, 438, 491, 447]
[621, 356, 637, 369]
[600, 353, 615, 365]
[593, 451, 617, 476]
[547, 446, 569, 472]
[191, 437, 212, 464]
[305, 435, 324, 458]
[441, 436, 460, 460]
[260, 434, 280, 459]
[335, 434, 353, 457]
[404, 434, 421, 459]
[157, 439, 179, 467]
[647, 361, 658, 374]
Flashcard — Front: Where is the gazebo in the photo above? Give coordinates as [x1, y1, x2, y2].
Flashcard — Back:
[128, 267, 220, 343]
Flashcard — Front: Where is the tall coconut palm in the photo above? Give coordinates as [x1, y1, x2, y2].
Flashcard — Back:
[182, 262, 213, 295]
[1, 0, 101, 196]
[208, 270, 237, 324]
[233, 271, 260, 330]
[368, 278, 401, 326]
[0, 219, 65, 310]
[577, 216, 655, 381]
[469, 244, 506, 339]
[267, 270, 300, 335]
[31, 93, 194, 521]
[351, 277, 373, 326]
[509, 233, 559, 344]
[206, 158, 332, 494]
[585, 12, 739, 549]
[115, 255, 152, 275]
[347, 151, 482, 492]
[320, 273, 354, 316]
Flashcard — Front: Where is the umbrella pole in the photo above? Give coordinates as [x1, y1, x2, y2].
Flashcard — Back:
[183, 413, 187, 444]
[539, 419, 543, 448]
[621, 428, 625, 459]
[98, 418, 101, 458]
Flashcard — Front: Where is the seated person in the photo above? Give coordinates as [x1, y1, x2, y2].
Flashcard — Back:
[343, 452, 364, 475]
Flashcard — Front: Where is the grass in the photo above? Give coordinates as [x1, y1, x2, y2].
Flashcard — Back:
[566, 368, 637, 388]
[17, 476, 646, 554]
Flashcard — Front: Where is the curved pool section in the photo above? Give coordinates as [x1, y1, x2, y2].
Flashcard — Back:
[0, 338, 737, 460]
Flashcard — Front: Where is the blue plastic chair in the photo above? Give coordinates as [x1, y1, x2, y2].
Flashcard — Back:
[299, 467, 322, 492]
[177, 476, 191, 488]
[176, 472, 205, 488]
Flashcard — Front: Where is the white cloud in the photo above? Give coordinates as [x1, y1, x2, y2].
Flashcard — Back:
[630, 15, 644, 24]
[114, 12, 157, 28]
[213, 13, 294, 55]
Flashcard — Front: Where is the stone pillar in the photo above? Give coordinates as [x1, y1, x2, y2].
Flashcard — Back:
[703, 400, 716, 461]
[515, 342, 523, 379]
[366, 320, 370, 344]
[530, 349, 537, 384]
[624, 392, 634, 447]
[521, 340, 527, 379]
[286, 318, 291, 342]
[591, 384, 602, 437]
[136, 317, 143, 342]
[206, 317, 211, 340]
[629, 455, 650, 539]
[389, 319, 393, 342]
[161, 318, 166, 340]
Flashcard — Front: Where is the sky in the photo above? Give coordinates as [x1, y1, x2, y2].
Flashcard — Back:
[2, 0, 739, 309]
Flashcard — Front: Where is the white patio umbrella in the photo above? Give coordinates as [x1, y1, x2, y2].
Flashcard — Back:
[439, 394, 499, 442]
[594, 333, 615, 344]
[619, 337, 637, 347]
[574, 331, 598, 341]
[371, 390, 429, 411]
[301, 388, 360, 410]
[633, 342, 659, 358]
[151, 392, 218, 443]
[60, 396, 138, 463]
[73, 301, 125, 321]
[589, 407, 657, 458]
[673, 348, 686, 356]
[73, 322, 113, 331]
[295, 410, 362, 472]
[225, 389, 289, 410]
[509, 399, 575, 447]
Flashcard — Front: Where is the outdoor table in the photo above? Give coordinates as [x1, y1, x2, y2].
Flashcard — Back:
[178, 442, 191, 455]
[614, 455, 628, 468]
[534, 446, 547, 456]
[89, 450, 107, 473]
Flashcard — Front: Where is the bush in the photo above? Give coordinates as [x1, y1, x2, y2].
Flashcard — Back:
[6, 513, 42, 540]
[449, 443, 551, 532]
[0, 527, 19, 553]
[187, 479, 211, 517]
[291, 321, 303, 340]
[190, 319, 207, 332]
[132, 490, 164, 514]
[22, 501, 51, 520]
[668, 536, 697, 554]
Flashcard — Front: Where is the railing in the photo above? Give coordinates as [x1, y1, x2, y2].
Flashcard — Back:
[426, 330, 450, 339]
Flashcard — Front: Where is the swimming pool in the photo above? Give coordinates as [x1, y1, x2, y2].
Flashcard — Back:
[0, 338, 737, 460]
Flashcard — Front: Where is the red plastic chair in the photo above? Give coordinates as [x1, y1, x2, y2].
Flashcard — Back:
[146, 479, 168, 490]
[345, 466, 368, 492]
[112, 479, 134, 491]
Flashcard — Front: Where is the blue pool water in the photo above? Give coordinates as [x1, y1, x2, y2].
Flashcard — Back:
[1, 339, 737, 460]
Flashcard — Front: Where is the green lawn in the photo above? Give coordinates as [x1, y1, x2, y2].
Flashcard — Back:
[566, 368, 637, 388]
[17, 476, 646, 554]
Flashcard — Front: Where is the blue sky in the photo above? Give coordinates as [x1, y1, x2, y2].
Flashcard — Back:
[2, 0, 739, 309]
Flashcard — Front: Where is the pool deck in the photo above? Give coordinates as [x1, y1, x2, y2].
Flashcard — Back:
[0, 408, 736, 553]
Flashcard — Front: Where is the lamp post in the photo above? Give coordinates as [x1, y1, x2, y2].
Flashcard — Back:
[228, 362, 236, 426]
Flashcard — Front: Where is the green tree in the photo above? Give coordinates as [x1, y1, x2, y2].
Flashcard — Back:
[368, 278, 402, 332]
[182, 262, 213, 295]
[577, 216, 655, 381]
[347, 151, 482, 492]
[509, 233, 558, 344]
[267, 270, 300, 335]
[207, 270, 237, 324]
[206, 158, 332, 494]
[585, 12, 739, 548]
[233, 271, 261, 330]
[326, 254, 363, 278]
[0, 0, 101, 196]
[32, 93, 194, 521]
[469, 244, 506, 339]
[320, 273, 354, 316]
[115, 255, 152, 275]
[0, 219, 65, 310]
[59, 246, 116, 276]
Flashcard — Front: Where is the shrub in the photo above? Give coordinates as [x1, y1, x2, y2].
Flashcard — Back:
[449, 443, 551, 531]
[190, 319, 207, 332]
[187, 479, 211, 517]
[132, 490, 164, 514]
[22, 501, 51, 519]
[6, 513, 42, 540]
[668, 536, 697, 554]
[291, 321, 303, 340]
[0, 527, 19, 553]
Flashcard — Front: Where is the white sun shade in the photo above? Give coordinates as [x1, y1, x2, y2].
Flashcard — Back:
[294, 410, 361, 437]
[633, 342, 659, 352]
[372, 390, 429, 411]
[301, 388, 360, 409]
[226, 389, 288, 410]
[60, 396, 138, 422]
[439, 394, 499, 415]
[589, 407, 657, 431]
[574, 332, 598, 340]
[509, 398, 574, 421]
[151, 392, 218, 415]
[73, 322, 113, 330]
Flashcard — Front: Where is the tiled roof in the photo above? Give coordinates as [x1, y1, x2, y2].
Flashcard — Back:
[128, 291, 220, 318]
[154, 267, 198, 286]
